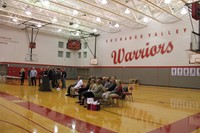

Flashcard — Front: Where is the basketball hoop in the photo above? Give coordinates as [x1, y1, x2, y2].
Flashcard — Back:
[90, 58, 98, 65]
[25, 54, 38, 62]
[186, 50, 200, 64]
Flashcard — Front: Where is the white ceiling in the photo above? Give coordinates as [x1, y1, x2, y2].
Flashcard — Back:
[0, 0, 198, 38]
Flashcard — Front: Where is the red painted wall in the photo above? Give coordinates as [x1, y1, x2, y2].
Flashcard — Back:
[7, 67, 41, 78]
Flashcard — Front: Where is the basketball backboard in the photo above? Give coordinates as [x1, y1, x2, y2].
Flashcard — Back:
[191, 32, 200, 52]
[186, 50, 200, 64]
[25, 54, 38, 62]
[187, 32, 200, 64]
[90, 58, 98, 65]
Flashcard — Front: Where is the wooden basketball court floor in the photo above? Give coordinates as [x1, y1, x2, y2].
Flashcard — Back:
[0, 80, 200, 133]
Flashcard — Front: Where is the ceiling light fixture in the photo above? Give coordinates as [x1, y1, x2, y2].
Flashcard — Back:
[52, 17, 57, 22]
[57, 0, 65, 2]
[75, 32, 80, 36]
[181, 7, 187, 15]
[73, 10, 78, 15]
[57, 29, 62, 32]
[143, 17, 148, 22]
[101, 0, 107, 5]
[44, 0, 49, 3]
[125, 8, 130, 14]
[114, 23, 119, 28]
[164, 0, 171, 4]
[96, 17, 101, 22]
[12, 17, 18, 22]
[93, 29, 97, 32]
[25, 10, 32, 16]
[70, 31, 80, 36]
[37, 23, 42, 28]
[43, 0, 50, 8]
[74, 24, 79, 28]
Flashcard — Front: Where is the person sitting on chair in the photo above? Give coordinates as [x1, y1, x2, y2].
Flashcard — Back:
[102, 80, 123, 102]
[76, 78, 96, 103]
[103, 76, 111, 89]
[66, 76, 83, 96]
[80, 78, 103, 106]
[75, 76, 93, 102]
[105, 77, 117, 92]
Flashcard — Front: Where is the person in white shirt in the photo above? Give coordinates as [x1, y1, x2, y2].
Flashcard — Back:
[66, 76, 83, 96]
[30, 67, 37, 86]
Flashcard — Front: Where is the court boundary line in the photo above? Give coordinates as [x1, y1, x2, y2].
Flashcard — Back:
[0, 103, 52, 133]
[0, 92, 117, 133]
[0, 119, 32, 133]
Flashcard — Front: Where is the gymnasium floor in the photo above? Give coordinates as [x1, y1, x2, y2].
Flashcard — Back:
[0, 80, 200, 133]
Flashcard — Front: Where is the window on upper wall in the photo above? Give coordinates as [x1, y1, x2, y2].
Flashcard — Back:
[78, 52, 81, 58]
[58, 41, 64, 48]
[84, 42, 88, 49]
[66, 52, 71, 58]
[83, 52, 87, 58]
[58, 51, 63, 57]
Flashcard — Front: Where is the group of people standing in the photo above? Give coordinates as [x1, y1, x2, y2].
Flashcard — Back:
[19, 67, 37, 86]
[44, 67, 67, 90]
[19, 67, 67, 89]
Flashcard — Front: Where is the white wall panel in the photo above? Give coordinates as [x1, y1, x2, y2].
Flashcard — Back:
[0, 15, 199, 67]
[0, 25, 78, 66]
[96, 15, 199, 66]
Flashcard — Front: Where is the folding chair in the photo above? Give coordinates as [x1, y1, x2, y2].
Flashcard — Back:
[110, 95, 123, 107]
[122, 86, 134, 102]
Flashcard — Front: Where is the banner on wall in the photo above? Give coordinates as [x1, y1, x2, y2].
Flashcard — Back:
[177, 68, 183, 76]
[171, 68, 177, 76]
[183, 68, 189, 76]
[0, 36, 18, 45]
[197, 68, 200, 76]
[102, 18, 197, 66]
[190, 68, 196, 76]
[172, 68, 200, 76]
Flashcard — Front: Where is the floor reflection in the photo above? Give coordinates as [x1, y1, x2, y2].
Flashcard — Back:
[170, 98, 199, 110]
[1, 83, 200, 133]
